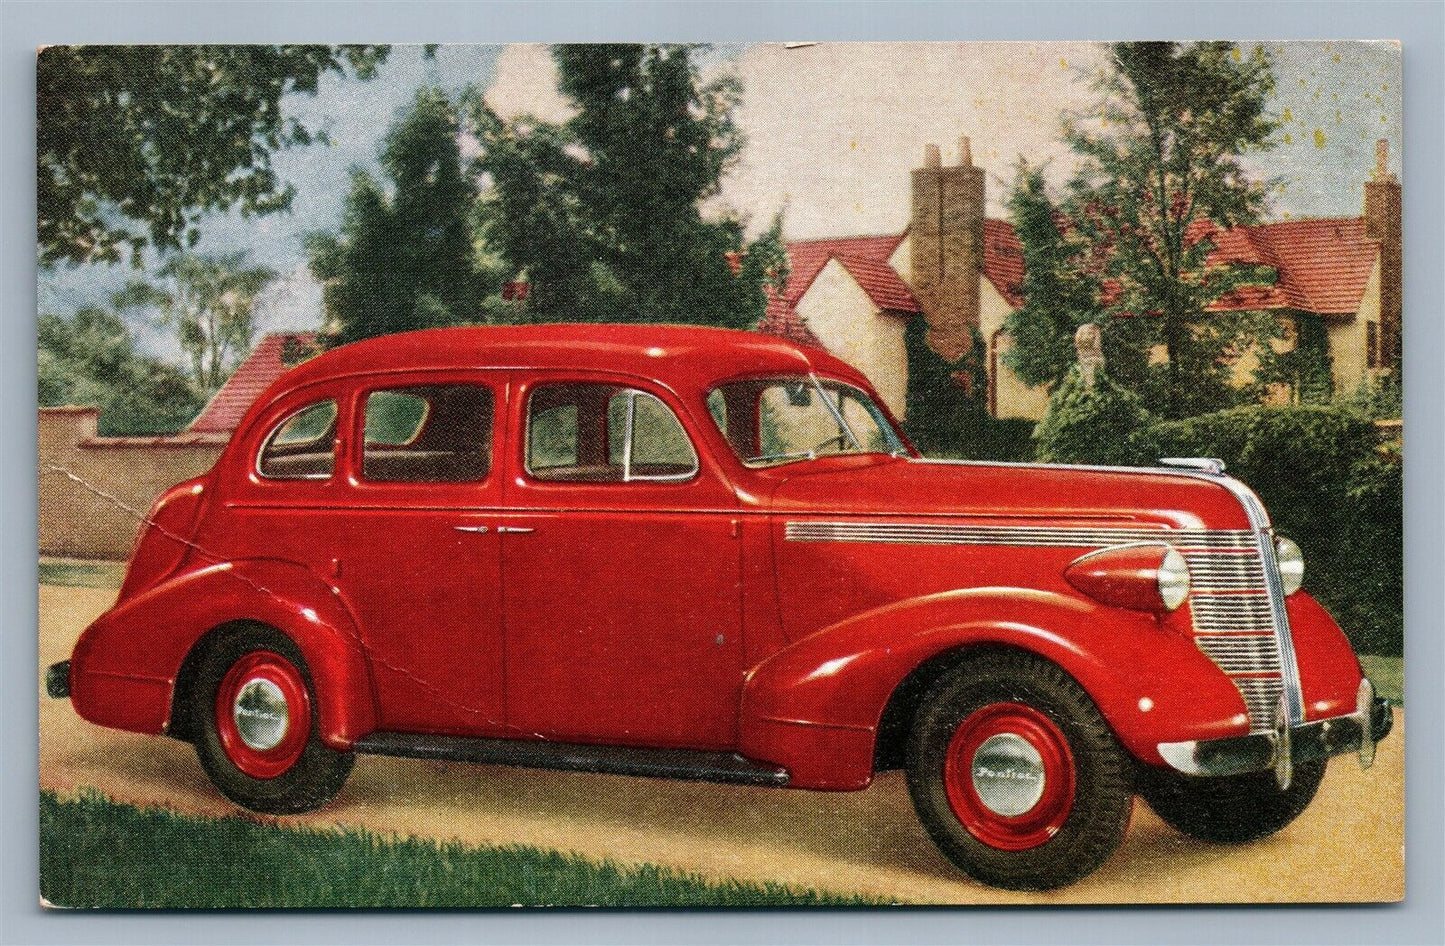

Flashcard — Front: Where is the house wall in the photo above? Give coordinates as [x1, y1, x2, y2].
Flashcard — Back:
[795, 259, 910, 417]
[978, 280, 1050, 421]
[1329, 257, 1380, 394]
[39, 407, 224, 560]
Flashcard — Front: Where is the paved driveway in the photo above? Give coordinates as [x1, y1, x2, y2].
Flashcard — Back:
[40, 584, 1403, 904]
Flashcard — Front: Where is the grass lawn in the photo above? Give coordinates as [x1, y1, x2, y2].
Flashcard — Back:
[39, 558, 125, 589]
[1360, 654, 1403, 704]
[39, 791, 884, 908]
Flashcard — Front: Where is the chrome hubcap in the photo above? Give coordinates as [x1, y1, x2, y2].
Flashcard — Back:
[232, 678, 289, 751]
[971, 733, 1047, 817]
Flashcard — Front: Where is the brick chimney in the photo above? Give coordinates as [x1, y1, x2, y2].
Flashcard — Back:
[910, 135, 984, 362]
[1363, 139, 1401, 368]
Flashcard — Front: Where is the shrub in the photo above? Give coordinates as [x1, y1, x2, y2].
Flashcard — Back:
[1150, 404, 1401, 656]
[1034, 366, 1157, 466]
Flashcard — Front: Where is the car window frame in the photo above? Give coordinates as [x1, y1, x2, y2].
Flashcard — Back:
[254, 398, 341, 482]
[521, 379, 700, 486]
[347, 373, 502, 491]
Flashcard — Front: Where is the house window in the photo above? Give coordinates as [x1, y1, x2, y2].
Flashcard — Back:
[1367, 321, 1380, 369]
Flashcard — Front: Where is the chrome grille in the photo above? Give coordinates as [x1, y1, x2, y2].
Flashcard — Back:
[1179, 538, 1285, 733]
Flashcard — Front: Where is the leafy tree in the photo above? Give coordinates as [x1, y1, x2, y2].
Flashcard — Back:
[114, 252, 275, 395]
[468, 44, 775, 328]
[39, 307, 202, 435]
[38, 44, 390, 267]
[1057, 41, 1282, 418]
[308, 88, 500, 346]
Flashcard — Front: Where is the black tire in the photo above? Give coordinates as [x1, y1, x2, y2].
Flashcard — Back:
[191, 625, 354, 814]
[1139, 759, 1326, 844]
[905, 649, 1134, 891]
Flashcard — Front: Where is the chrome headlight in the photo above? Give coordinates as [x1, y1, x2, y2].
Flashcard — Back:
[1275, 535, 1304, 595]
[1157, 546, 1191, 611]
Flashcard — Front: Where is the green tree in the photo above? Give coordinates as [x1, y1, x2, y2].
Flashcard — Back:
[308, 88, 499, 346]
[114, 252, 275, 395]
[1060, 41, 1281, 418]
[38, 45, 391, 267]
[468, 44, 775, 328]
[39, 307, 202, 435]
[1001, 162, 1122, 391]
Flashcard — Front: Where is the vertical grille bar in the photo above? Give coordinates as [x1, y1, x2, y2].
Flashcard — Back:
[1179, 537, 1288, 733]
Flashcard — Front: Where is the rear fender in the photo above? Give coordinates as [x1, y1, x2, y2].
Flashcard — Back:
[70, 558, 378, 749]
[738, 588, 1247, 789]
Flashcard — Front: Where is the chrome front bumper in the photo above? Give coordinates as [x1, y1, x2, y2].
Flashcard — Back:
[1157, 678, 1394, 788]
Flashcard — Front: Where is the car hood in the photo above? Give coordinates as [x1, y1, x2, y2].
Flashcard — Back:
[764, 455, 1257, 531]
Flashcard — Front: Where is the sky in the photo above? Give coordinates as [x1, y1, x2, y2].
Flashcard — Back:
[38, 41, 1402, 364]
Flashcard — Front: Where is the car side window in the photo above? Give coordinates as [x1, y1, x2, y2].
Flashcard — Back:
[258, 400, 338, 479]
[362, 385, 493, 483]
[526, 383, 697, 483]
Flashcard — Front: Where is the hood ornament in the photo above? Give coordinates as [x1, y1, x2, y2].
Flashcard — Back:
[1159, 457, 1227, 476]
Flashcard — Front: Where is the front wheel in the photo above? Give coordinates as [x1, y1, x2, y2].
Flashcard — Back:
[192, 626, 354, 814]
[905, 650, 1134, 891]
[1139, 759, 1326, 844]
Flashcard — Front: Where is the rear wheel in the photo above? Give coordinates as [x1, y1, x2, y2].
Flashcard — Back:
[905, 650, 1134, 891]
[1139, 759, 1326, 844]
[192, 626, 353, 814]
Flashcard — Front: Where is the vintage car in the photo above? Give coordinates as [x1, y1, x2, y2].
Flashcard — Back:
[48, 324, 1392, 890]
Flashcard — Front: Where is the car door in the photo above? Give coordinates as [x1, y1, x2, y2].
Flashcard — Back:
[500, 372, 746, 749]
[326, 370, 508, 736]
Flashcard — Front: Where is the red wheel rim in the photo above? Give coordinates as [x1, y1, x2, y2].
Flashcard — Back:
[943, 702, 1076, 851]
[215, 650, 311, 779]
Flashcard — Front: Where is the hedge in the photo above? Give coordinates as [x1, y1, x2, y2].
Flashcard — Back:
[1032, 378, 1402, 656]
[1148, 405, 1401, 656]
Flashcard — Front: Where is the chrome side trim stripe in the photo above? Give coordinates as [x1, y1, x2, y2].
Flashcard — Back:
[783, 521, 1255, 549]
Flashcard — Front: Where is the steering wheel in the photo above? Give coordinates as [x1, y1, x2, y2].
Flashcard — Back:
[810, 433, 852, 454]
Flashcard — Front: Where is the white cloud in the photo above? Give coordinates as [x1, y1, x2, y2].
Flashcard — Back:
[483, 44, 574, 122]
[715, 42, 1111, 238]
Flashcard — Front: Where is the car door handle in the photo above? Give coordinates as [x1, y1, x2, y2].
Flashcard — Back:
[496, 526, 534, 534]
[453, 525, 490, 534]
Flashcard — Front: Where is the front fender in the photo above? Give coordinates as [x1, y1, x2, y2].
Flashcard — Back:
[70, 558, 378, 749]
[738, 587, 1248, 789]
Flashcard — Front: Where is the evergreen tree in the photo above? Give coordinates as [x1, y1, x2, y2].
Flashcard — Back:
[1052, 42, 1282, 418]
[468, 44, 776, 327]
[308, 88, 499, 345]
[1000, 162, 1122, 391]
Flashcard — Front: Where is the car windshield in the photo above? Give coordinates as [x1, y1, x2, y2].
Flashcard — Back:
[706, 376, 905, 466]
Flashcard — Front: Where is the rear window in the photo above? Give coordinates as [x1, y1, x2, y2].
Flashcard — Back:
[258, 400, 337, 479]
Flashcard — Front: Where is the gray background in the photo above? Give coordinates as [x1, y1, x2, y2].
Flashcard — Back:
[3, 2, 1440, 943]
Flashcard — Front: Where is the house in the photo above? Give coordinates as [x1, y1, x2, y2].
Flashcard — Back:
[187, 332, 320, 436]
[758, 137, 1402, 421]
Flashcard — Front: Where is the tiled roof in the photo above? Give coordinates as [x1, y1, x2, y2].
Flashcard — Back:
[983, 219, 1026, 306]
[187, 332, 319, 435]
[757, 234, 912, 347]
[1198, 217, 1379, 316]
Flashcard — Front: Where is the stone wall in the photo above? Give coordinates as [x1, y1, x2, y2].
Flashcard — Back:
[39, 407, 226, 561]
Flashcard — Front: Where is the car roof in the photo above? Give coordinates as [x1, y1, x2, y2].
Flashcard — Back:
[265, 323, 870, 397]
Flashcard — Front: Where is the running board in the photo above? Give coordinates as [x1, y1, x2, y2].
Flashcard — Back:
[352, 731, 790, 787]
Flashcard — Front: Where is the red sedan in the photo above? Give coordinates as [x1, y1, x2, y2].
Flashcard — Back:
[48, 324, 1392, 890]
